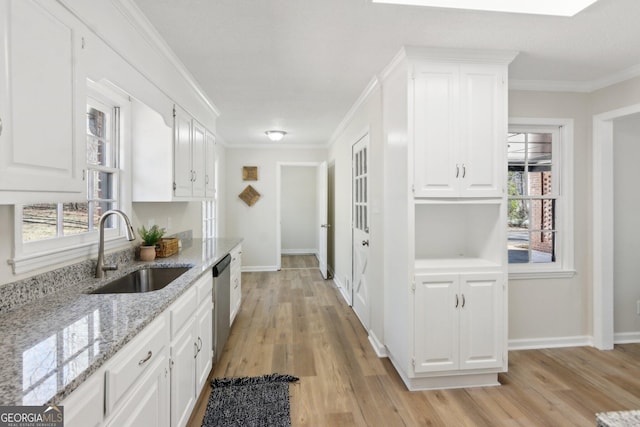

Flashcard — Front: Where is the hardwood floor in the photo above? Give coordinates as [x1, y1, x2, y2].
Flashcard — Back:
[187, 258, 640, 426]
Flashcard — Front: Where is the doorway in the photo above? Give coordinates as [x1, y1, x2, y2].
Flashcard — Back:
[276, 162, 329, 278]
[593, 103, 640, 349]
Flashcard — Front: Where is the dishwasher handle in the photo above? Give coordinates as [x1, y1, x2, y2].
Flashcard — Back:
[212, 254, 232, 277]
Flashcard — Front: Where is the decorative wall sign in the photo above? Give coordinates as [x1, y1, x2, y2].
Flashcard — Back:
[243, 166, 258, 181]
[239, 185, 260, 206]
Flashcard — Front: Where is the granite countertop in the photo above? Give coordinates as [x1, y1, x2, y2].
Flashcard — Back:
[0, 237, 242, 406]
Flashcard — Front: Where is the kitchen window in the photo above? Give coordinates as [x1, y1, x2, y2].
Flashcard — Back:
[10, 82, 132, 274]
[507, 119, 574, 279]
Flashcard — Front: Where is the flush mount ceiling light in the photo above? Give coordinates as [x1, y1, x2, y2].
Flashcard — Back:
[265, 130, 287, 142]
[371, 0, 599, 16]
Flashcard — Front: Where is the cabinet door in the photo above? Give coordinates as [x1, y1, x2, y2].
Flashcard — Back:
[0, 0, 84, 198]
[413, 274, 459, 373]
[458, 273, 503, 370]
[191, 120, 206, 198]
[205, 131, 216, 198]
[413, 64, 459, 198]
[195, 301, 213, 393]
[173, 105, 192, 198]
[458, 64, 506, 197]
[170, 318, 197, 427]
[61, 369, 103, 427]
[105, 351, 170, 427]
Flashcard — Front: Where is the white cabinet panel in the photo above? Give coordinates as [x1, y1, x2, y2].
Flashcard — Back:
[0, 0, 84, 200]
[170, 317, 197, 427]
[459, 274, 503, 370]
[205, 131, 216, 198]
[173, 106, 192, 198]
[60, 368, 103, 427]
[191, 120, 206, 198]
[195, 301, 213, 393]
[414, 274, 458, 373]
[230, 245, 242, 325]
[105, 350, 169, 427]
[414, 273, 503, 374]
[413, 62, 506, 198]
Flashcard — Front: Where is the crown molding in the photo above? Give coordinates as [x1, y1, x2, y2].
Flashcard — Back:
[327, 76, 380, 147]
[510, 62, 640, 93]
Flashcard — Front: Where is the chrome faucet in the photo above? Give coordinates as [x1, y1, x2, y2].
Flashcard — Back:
[95, 210, 136, 278]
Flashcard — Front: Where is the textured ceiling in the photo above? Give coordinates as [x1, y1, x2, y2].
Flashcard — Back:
[132, 0, 640, 146]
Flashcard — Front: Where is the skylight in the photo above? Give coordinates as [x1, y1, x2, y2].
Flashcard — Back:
[371, 0, 599, 16]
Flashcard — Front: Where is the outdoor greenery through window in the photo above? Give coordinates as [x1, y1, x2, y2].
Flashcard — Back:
[22, 95, 120, 242]
[507, 130, 556, 264]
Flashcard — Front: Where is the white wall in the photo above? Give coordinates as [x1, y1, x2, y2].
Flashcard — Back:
[613, 113, 640, 335]
[508, 90, 592, 343]
[281, 166, 317, 254]
[225, 147, 327, 270]
[328, 84, 385, 348]
[132, 202, 203, 238]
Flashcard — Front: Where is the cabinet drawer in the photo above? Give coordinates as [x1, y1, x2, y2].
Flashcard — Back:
[169, 287, 197, 339]
[195, 274, 213, 307]
[105, 314, 168, 415]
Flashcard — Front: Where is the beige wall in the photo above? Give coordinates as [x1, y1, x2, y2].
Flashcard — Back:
[508, 90, 592, 342]
[224, 147, 327, 270]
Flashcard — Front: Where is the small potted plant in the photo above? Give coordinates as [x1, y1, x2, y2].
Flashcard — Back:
[138, 224, 166, 261]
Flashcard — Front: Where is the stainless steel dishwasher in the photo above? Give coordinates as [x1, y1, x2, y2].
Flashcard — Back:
[212, 254, 231, 363]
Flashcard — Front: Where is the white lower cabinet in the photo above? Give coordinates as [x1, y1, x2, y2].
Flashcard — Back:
[61, 272, 215, 427]
[170, 274, 214, 427]
[230, 244, 242, 325]
[414, 272, 504, 374]
[61, 367, 104, 427]
[104, 350, 170, 427]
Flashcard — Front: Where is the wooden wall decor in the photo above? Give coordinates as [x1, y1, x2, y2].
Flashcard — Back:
[239, 185, 260, 206]
[243, 166, 258, 181]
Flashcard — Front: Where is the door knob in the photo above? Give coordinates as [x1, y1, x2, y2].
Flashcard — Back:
[362, 240, 369, 246]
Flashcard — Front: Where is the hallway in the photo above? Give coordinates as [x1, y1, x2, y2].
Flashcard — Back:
[188, 257, 640, 426]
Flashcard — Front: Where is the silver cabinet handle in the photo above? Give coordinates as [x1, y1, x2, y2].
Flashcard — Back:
[455, 164, 460, 178]
[138, 351, 152, 365]
[461, 294, 466, 308]
[194, 342, 199, 358]
[197, 336, 202, 352]
[362, 240, 369, 246]
[455, 294, 459, 308]
[462, 164, 466, 178]
[0, 116, 3, 136]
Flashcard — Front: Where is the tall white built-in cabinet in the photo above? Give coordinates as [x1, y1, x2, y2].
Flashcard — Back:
[382, 48, 517, 390]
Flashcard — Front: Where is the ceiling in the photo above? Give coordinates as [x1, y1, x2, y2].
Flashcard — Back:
[132, 0, 640, 147]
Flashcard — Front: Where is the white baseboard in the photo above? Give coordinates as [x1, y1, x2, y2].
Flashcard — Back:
[508, 335, 593, 350]
[241, 265, 278, 272]
[368, 330, 388, 358]
[614, 332, 640, 344]
[281, 249, 317, 255]
[333, 276, 352, 306]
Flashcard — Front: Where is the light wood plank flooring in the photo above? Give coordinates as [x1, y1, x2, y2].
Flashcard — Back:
[188, 258, 640, 426]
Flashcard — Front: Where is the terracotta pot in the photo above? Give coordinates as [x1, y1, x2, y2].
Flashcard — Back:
[140, 245, 156, 261]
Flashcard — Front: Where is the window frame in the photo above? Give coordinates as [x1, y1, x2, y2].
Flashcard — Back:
[507, 117, 575, 279]
[10, 81, 132, 275]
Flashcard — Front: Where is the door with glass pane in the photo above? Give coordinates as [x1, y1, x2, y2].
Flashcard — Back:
[352, 134, 370, 329]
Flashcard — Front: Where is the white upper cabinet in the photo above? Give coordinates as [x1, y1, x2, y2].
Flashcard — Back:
[412, 62, 506, 198]
[0, 0, 85, 202]
[205, 131, 216, 199]
[132, 101, 216, 202]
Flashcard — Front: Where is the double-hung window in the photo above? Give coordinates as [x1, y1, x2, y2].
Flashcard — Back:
[11, 82, 131, 274]
[507, 119, 574, 279]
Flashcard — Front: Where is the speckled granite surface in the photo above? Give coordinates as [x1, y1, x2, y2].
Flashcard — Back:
[597, 410, 640, 426]
[0, 237, 241, 406]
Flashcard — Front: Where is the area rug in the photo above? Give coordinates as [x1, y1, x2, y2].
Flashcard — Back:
[201, 374, 299, 427]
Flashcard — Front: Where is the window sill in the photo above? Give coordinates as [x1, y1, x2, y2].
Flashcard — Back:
[508, 269, 576, 280]
[9, 237, 132, 275]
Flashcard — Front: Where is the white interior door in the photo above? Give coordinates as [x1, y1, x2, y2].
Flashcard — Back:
[352, 135, 370, 329]
[317, 161, 329, 279]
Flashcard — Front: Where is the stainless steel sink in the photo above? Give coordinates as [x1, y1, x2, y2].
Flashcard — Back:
[90, 267, 190, 294]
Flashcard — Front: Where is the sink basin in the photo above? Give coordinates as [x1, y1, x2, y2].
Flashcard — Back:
[90, 267, 190, 294]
